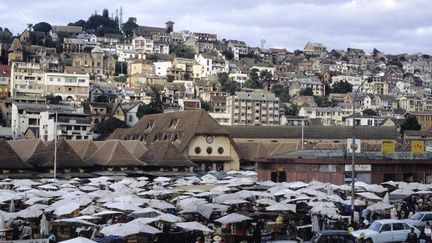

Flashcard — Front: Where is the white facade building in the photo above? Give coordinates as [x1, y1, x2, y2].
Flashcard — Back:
[229, 73, 248, 86]
[153, 61, 173, 76]
[39, 111, 92, 141]
[10, 62, 45, 98]
[44, 72, 90, 102]
[195, 54, 229, 77]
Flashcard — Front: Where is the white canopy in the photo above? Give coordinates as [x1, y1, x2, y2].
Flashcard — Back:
[367, 202, 393, 211]
[176, 221, 213, 232]
[55, 218, 96, 226]
[157, 213, 183, 223]
[54, 202, 81, 216]
[357, 192, 382, 201]
[215, 213, 252, 225]
[266, 203, 296, 212]
[100, 222, 161, 236]
[60, 237, 96, 243]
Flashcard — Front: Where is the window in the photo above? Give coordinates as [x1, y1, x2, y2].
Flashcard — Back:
[392, 223, 404, 231]
[218, 147, 224, 154]
[128, 115, 133, 122]
[195, 147, 201, 154]
[206, 147, 213, 154]
[381, 224, 391, 232]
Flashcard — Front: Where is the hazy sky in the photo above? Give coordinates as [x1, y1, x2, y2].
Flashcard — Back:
[1, 0, 431, 54]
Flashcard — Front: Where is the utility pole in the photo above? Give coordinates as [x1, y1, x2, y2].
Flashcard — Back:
[53, 112, 58, 179]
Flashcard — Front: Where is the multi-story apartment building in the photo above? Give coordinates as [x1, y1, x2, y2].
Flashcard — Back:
[298, 103, 356, 126]
[132, 36, 154, 54]
[195, 54, 229, 77]
[72, 47, 116, 77]
[39, 111, 92, 141]
[44, 72, 90, 102]
[0, 65, 11, 98]
[193, 32, 217, 42]
[227, 92, 280, 126]
[227, 40, 248, 60]
[10, 62, 45, 99]
[11, 103, 76, 139]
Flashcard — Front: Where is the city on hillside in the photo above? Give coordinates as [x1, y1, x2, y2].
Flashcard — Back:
[2, 3, 432, 243]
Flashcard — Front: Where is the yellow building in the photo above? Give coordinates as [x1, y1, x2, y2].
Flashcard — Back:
[110, 109, 240, 172]
[72, 46, 116, 77]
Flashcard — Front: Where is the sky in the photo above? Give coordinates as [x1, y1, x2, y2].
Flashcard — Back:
[1, 0, 432, 54]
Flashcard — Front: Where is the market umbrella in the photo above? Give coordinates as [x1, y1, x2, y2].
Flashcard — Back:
[54, 202, 81, 216]
[222, 199, 248, 205]
[60, 237, 97, 243]
[17, 208, 43, 218]
[175, 221, 213, 232]
[39, 214, 49, 236]
[266, 203, 296, 212]
[215, 213, 252, 225]
[93, 210, 123, 216]
[357, 192, 382, 201]
[104, 201, 141, 212]
[0, 214, 5, 237]
[367, 202, 393, 211]
[256, 198, 277, 205]
[100, 222, 161, 236]
[157, 213, 183, 223]
[383, 193, 390, 205]
[390, 188, 415, 197]
[55, 218, 95, 226]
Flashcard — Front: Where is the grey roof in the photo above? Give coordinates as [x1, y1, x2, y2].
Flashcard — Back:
[234, 92, 278, 101]
[14, 103, 76, 112]
[225, 125, 398, 140]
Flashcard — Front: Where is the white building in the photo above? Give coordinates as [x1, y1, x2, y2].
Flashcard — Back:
[195, 54, 229, 77]
[40, 111, 92, 141]
[121, 103, 141, 127]
[250, 66, 276, 76]
[153, 43, 170, 54]
[44, 72, 90, 102]
[173, 80, 195, 97]
[10, 62, 45, 98]
[331, 75, 364, 91]
[132, 36, 154, 54]
[229, 73, 248, 86]
[226, 91, 280, 126]
[11, 103, 77, 139]
[153, 61, 172, 76]
[298, 103, 358, 126]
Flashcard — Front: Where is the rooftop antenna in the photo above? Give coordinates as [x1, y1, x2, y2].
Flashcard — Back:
[260, 39, 266, 49]
[120, 7, 123, 28]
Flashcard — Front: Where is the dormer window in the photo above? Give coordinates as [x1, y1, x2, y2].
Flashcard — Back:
[169, 118, 179, 128]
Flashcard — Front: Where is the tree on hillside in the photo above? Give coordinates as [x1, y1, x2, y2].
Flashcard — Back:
[68, 20, 86, 28]
[271, 84, 290, 103]
[33, 22, 52, 35]
[0, 27, 13, 43]
[136, 90, 164, 119]
[95, 117, 128, 134]
[331, 81, 353, 94]
[84, 11, 121, 36]
[217, 72, 240, 95]
[362, 109, 378, 116]
[102, 9, 109, 18]
[401, 115, 421, 134]
[244, 68, 261, 89]
[169, 43, 195, 58]
[122, 17, 138, 37]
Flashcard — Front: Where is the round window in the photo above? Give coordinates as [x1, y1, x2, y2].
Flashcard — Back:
[218, 147, 224, 154]
[195, 147, 201, 154]
[206, 147, 213, 154]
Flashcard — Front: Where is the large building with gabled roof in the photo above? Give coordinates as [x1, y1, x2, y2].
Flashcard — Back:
[110, 109, 240, 172]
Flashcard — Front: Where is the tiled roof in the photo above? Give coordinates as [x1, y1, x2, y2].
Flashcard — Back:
[139, 141, 195, 167]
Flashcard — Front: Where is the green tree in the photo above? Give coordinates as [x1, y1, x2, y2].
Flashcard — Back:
[362, 109, 378, 116]
[222, 50, 234, 60]
[68, 20, 86, 28]
[260, 69, 272, 82]
[300, 87, 313, 96]
[217, 72, 240, 95]
[136, 90, 164, 118]
[122, 17, 138, 37]
[244, 68, 261, 89]
[94, 94, 110, 103]
[0, 27, 13, 43]
[85, 12, 121, 36]
[46, 94, 62, 104]
[169, 43, 196, 58]
[33, 22, 52, 35]
[271, 84, 290, 102]
[331, 81, 353, 93]
[200, 99, 212, 111]
[95, 117, 128, 134]
[401, 115, 421, 134]
[102, 9, 109, 18]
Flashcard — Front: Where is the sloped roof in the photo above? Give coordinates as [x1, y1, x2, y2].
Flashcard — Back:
[67, 140, 99, 160]
[8, 38, 22, 52]
[139, 141, 195, 167]
[8, 139, 42, 162]
[106, 128, 129, 140]
[85, 140, 147, 167]
[236, 142, 271, 162]
[119, 140, 148, 158]
[225, 126, 398, 140]
[0, 141, 32, 169]
[120, 110, 228, 152]
[26, 140, 92, 168]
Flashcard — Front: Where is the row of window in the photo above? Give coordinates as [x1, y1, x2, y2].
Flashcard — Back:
[195, 146, 224, 155]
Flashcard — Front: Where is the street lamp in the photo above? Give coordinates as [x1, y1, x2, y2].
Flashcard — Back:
[350, 78, 373, 218]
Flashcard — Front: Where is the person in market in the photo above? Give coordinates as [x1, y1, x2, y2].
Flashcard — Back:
[406, 227, 418, 243]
